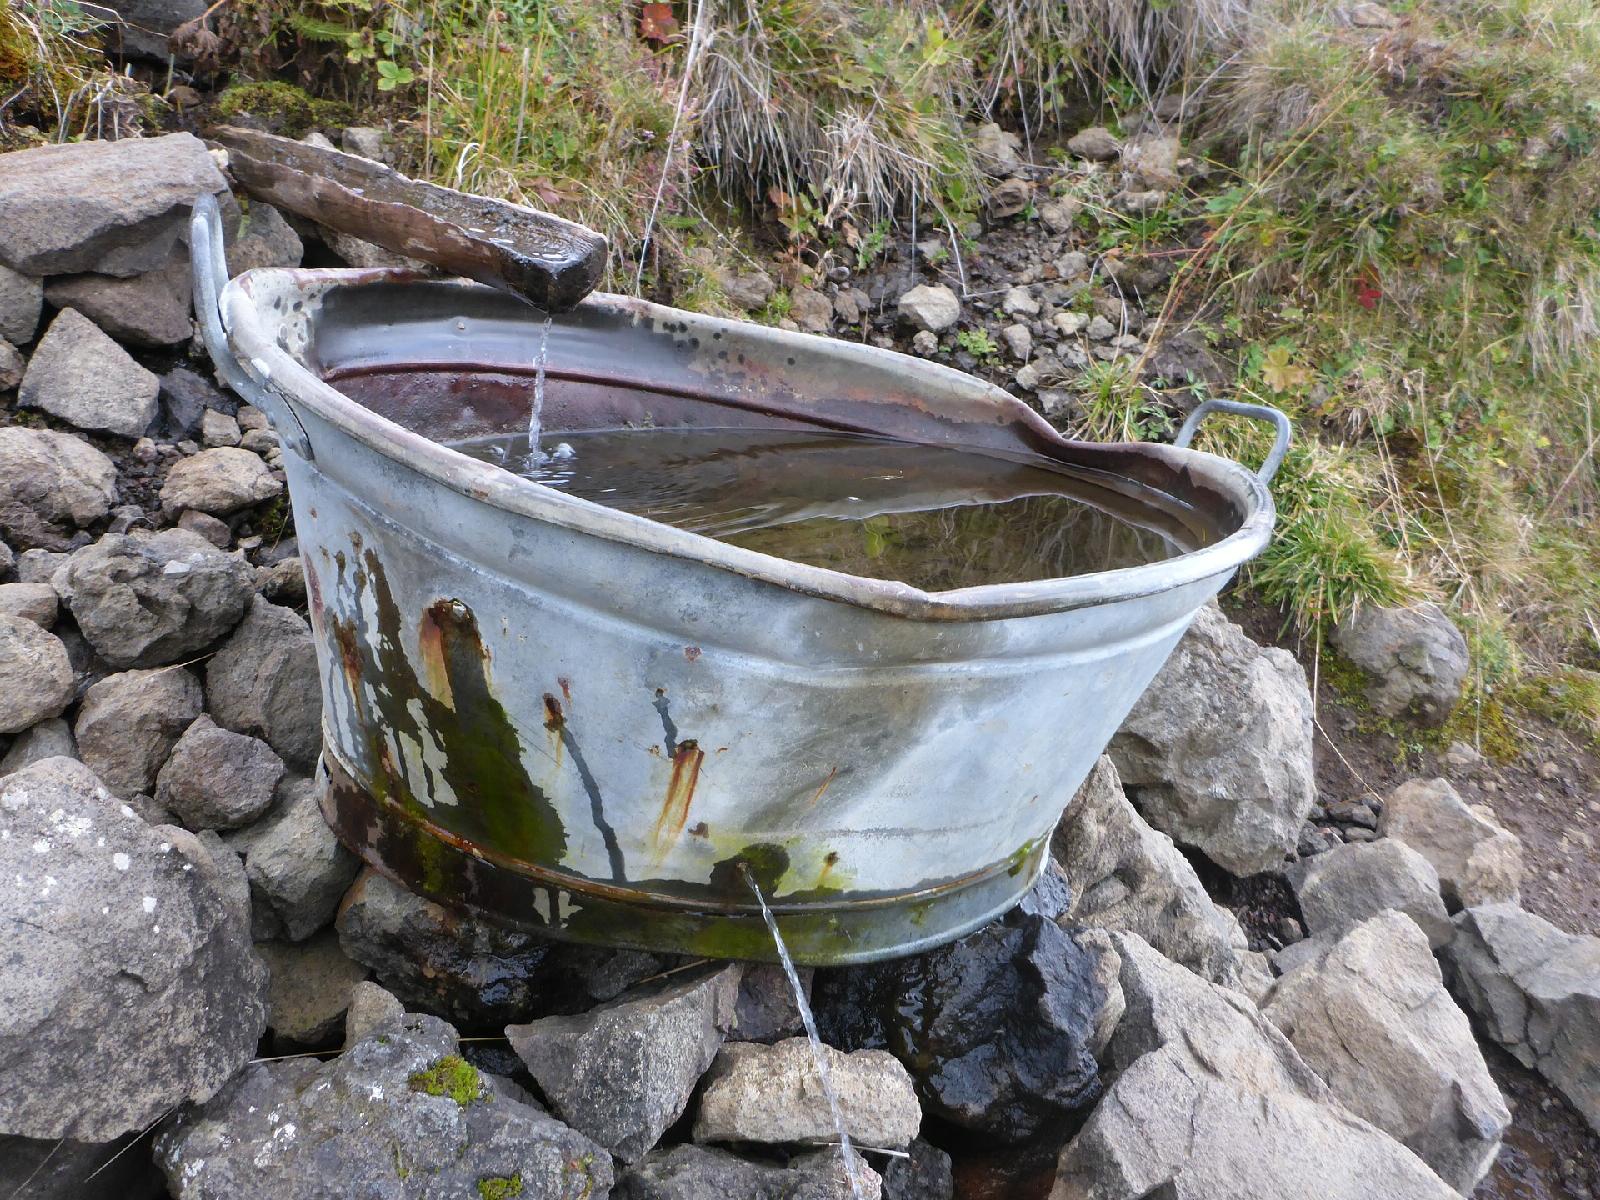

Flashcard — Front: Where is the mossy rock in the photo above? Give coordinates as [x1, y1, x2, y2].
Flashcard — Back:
[405, 1054, 485, 1106]
[215, 81, 353, 137]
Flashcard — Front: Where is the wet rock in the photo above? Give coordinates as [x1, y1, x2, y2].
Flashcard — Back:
[1067, 126, 1121, 161]
[74, 667, 205, 798]
[200, 407, 242, 447]
[816, 913, 1115, 1143]
[0, 262, 42, 344]
[790, 286, 834, 334]
[1051, 932, 1458, 1200]
[336, 868, 554, 1024]
[1442, 902, 1600, 1132]
[161, 446, 284, 516]
[53, 528, 255, 668]
[1379, 777, 1523, 909]
[258, 930, 369, 1045]
[1332, 602, 1468, 725]
[154, 714, 285, 830]
[18, 308, 159, 438]
[1287, 838, 1452, 949]
[694, 1036, 920, 1149]
[0, 716, 76, 777]
[897, 284, 960, 332]
[1053, 755, 1247, 987]
[0, 1131, 166, 1200]
[731, 962, 812, 1042]
[0, 426, 118, 552]
[972, 121, 1022, 172]
[1109, 604, 1316, 877]
[1264, 912, 1509, 1192]
[226, 775, 359, 941]
[344, 979, 405, 1047]
[881, 1138, 954, 1200]
[0, 580, 58, 626]
[0, 757, 267, 1140]
[227, 200, 305, 275]
[0, 133, 228, 277]
[508, 963, 740, 1163]
[44, 250, 193, 347]
[616, 1143, 881, 1200]
[0, 612, 73, 733]
[204, 596, 322, 769]
[155, 1012, 612, 1199]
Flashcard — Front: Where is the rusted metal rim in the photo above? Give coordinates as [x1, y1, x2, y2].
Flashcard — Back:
[221, 270, 1277, 622]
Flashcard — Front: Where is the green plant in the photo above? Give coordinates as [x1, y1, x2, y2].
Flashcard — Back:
[956, 327, 999, 359]
[407, 1055, 484, 1106]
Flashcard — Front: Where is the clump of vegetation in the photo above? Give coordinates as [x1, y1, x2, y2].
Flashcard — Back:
[477, 1175, 523, 1200]
[0, 0, 144, 145]
[406, 1055, 485, 1106]
[214, 79, 352, 135]
[956, 327, 999, 360]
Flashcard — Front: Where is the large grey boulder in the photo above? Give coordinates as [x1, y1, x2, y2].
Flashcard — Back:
[694, 1036, 920, 1150]
[0, 262, 42, 344]
[1264, 913, 1508, 1192]
[1051, 932, 1458, 1200]
[54, 528, 254, 668]
[1332, 602, 1468, 725]
[45, 250, 193, 347]
[205, 596, 322, 769]
[257, 931, 369, 1045]
[1443, 902, 1600, 1132]
[1109, 604, 1315, 876]
[160, 446, 284, 516]
[616, 1143, 881, 1199]
[0, 612, 73, 733]
[897, 284, 960, 332]
[155, 714, 285, 830]
[1053, 754, 1246, 986]
[0, 426, 118, 552]
[0, 757, 267, 1140]
[1379, 778, 1523, 909]
[226, 775, 359, 941]
[1287, 838, 1452, 949]
[155, 1012, 613, 1199]
[74, 667, 205, 799]
[508, 964, 741, 1163]
[0, 133, 228, 277]
[18, 308, 159, 438]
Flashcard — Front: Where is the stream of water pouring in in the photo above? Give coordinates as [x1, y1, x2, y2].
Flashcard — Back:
[740, 865, 868, 1200]
[524, 315, 553, 465]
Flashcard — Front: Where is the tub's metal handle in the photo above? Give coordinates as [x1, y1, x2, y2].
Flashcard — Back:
[189, 194, 314, 461]
[1173, 398, 1291, 486]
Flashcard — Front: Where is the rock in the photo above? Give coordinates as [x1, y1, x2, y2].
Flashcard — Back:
[1052, 312, 1089, 337]
[1057, 250, 1091, 279]
[897, 284, 960, 332]
[1264, 912, 1509, 1192]
[911, 329, 939, 356]
[508, 964, 740, 1163]
[1067, 126, 1121, 161]
[0, 134, 228, 277]
[1379, 778, 1522, 909]
[0, 1131, 166, 1200]
[1443, 902, 1600, 1132]
[1109, 604, 1316, 876]
[881, 1138, 954, 1200]
[790, 286, 834, 334]
[177, 508, 231, 549]
[0, 262, 42, 344]
[1001, 322, 1033, 360]
[44, 251, 193, 347]
[341, 125, 387, 160]
[258, 931, 369, 1045]
[693, 1036, 920, 1150]
[973, 121, 1022, 172]
[0, 717, 76, 777]
[1141, 331, 1230, 390]
[833, 287, 867, 325]
[616, 1144, 881, 1200]
[1085, 313, 1116, 340]
[18, 308, 159, 438]
[1113, 189, 1167, 214]
[0, 580, 58, 626]
[258, 555, 309, 604]
[155, 1012, 613, 1199]
[1050, 932, 1458, 1200]
[0, 612, 73, 734]
[158, 365, 232, 439]
[815, 913, 1114, 1142]
[54, 529, 254, 668]
[16, 548, 66, 584]
[731, 962, 811, 1042]
[98, 0, 207, 58]
[154, 714, 285, 830]
[1347, 1, 1401, 28]
[1287, 838, 1452, 949]
[0, 757, 266, 1139]
[1038, 197, 1081, 234]
[1053, 755, 1247, 986]
[344, 979, 405, 1047]
[1002, 286, 1040, 317]
[0, 338, 21, 391]
[719, 267, 775, 311]
[0, 427, 118, 552]
[200, 407, 242, 447]
[226, 775, 359, 941]
[204, 596, 321, 768]
[324, 228, 425, 270]
[1121, 135, 1182, 191]
[74, 667, 205, 798]
[1332, 602, 1468, 724]
[161, 446, 284, 516]
[336, 868, 554, 1024]
[988, 177, 1033, 219]
[227, 201, 305, 275]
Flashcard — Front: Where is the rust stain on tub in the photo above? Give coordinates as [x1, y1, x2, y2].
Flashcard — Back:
[807, 765, 839, 808]
[417, 600, 463, 706]
[652, 739, 704, 850]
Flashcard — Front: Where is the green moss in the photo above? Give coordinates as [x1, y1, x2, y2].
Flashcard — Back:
[406, 1055, 484, 1106]
[1318, 650, 1373, 711]
[1511, 668, 1600, 747]
[215, 80, 352, 136]
[477, 1176, 523, 1200]
[1437, 694, 1525, 762]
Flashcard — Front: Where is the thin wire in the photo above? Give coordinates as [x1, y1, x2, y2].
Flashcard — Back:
[635, 0, 712, 295]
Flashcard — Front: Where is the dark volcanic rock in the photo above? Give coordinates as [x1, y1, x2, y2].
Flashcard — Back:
[882, 1138, 954, 1200]
[155, 713, 284, 830]
[615, 1143, 881, 1200]
[225, 775, 359, 940]
[204, 596, 322, 769]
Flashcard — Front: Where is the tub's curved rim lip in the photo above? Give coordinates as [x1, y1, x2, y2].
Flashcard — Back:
[222, 269, 1276, 621]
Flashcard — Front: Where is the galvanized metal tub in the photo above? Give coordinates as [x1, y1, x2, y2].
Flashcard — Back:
[192, 198, 1288, 964]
